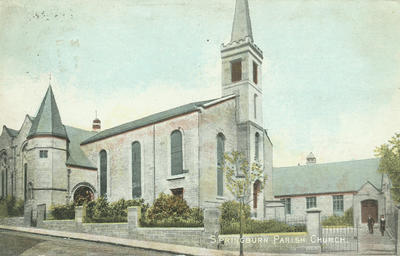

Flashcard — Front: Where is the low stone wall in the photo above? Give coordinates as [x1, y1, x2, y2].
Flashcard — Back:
[0, 217, 24, 227]
[218, 233, 309, 254]
[39, 220, 76, 232]
[20, 204, 324, 253]
[133, 227, 205, 247]
[81, 223, 129, 238]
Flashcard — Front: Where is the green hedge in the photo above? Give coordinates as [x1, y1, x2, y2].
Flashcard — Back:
[221, 219, 306, 234]
[322, 207, 353, 227]
[141, 193, 204, 227]
[48, 195, 204, 227]
[85, 197, 148, 223]
[0, 196, 24, 217]
[50, 203, 75, 220]
[219, 200, 306, 234]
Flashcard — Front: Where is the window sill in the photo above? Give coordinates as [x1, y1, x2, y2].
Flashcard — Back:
[216, 196, 226, 201]
[167, 174, 185, 181]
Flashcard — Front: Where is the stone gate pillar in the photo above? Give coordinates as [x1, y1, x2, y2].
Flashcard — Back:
[128, 206, 141, 238]
[203, 207, 221, 249]
[306, 208, 322, 253]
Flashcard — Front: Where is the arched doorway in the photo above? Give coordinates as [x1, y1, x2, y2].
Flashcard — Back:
[73, 186, 95, 205]
[361, 199, 378, 223]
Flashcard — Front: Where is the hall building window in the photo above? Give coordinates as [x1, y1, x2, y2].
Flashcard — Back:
[306, 197, 316, 209]
[333, 195, 344, 214]
[281, 198, 291, 214]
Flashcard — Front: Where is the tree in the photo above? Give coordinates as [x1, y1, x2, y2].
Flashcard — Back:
[375, 133, 400, 203]
[219, 151, 266, 256]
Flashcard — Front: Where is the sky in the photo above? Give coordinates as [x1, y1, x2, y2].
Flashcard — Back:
[0, 0, 399, 167]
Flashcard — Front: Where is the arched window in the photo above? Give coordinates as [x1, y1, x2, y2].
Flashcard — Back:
[217, 133, 225, 196]
[171, 130, 183, 175]
[1, 170, 4, 198]
[132, 142, 141, 198]
[5, 168, 7, 197]
[11, 172, 13, 197]
[253, 180, 261, 209]
[255, 132, 260, 161]
[99, 150, 107, 197]
[254, 94, 258, 119]
[24, 164, 27, 200]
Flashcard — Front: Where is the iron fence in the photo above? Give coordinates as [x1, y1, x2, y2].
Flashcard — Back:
[321, 223, 358, 252]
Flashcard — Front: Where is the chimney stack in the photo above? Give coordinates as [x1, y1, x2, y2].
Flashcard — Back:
[306, 152, 316, 165]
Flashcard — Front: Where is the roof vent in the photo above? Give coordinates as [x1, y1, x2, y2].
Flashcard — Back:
[92, 111, 101, 132]
[306, 152, 316, 165]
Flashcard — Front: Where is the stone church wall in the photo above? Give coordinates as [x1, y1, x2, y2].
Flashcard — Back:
[81, 111, 202, 207]
[13, 116, 33, 200]
[68, 167, 98, 200]
[199, 98, 237, 208]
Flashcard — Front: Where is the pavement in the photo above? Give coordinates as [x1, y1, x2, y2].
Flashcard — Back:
[358, 226, 396, 255]
[0, 224, 397, 256]
[0, 229, 172, 256]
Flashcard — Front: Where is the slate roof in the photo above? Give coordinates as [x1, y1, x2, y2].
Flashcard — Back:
[28, 86, 68, 140]
[81, 99, 216, 145]
[273, 158, 382, 197]
[3, 126, 18, 137]
[65, 126, 97, 170]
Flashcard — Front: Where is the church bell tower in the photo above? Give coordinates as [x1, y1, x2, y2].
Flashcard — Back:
[221, 0, 264, 158]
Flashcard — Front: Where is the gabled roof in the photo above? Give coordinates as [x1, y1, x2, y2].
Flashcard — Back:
[3, 126, 18, 137]
[81, 98, 218, 145]
[65, 126, 97, 170]
[273, 158, 382, 197]
[28, 86, 68, 140]
[231, 0, 253, 43]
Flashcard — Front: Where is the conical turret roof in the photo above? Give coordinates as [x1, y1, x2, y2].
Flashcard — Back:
[28, 86, 68, 140]
[231, 0, 253, 43]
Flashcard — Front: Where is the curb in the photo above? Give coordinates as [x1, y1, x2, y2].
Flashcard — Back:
[0, 225, 378, 256]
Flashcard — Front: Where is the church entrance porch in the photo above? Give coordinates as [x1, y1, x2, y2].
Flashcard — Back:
[361, 199, 378, 223]
[72, 185, 95, 205]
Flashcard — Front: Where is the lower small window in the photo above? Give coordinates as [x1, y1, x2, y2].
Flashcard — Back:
[171, 188, 184, 199]
[39, 150, 48, 158]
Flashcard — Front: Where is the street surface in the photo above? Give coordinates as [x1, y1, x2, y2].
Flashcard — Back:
[0, 230, 176, 256]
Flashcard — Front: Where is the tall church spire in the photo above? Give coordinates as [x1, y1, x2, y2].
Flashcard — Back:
[231, 0, 253, 43]
[28, 86, 68, 140]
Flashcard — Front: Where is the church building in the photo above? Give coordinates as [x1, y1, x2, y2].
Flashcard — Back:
[0, 0, 273, 219]
[0, 0, 390, 224]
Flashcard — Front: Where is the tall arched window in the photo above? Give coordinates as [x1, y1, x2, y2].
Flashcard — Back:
[132, 142, 141, 198]
[5, 168, 7, 197]
[253, 180, 261, 209]
[24, 164, 27, 200]
[171, 130, 183, 175]
[1, 170, 4, 198]
[254, 94, 258, 119]
[217, 133, 225, 196]
[99, 150, 107, 197]
[255, 132, 260, 161]
[11, 172, 13, 197]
